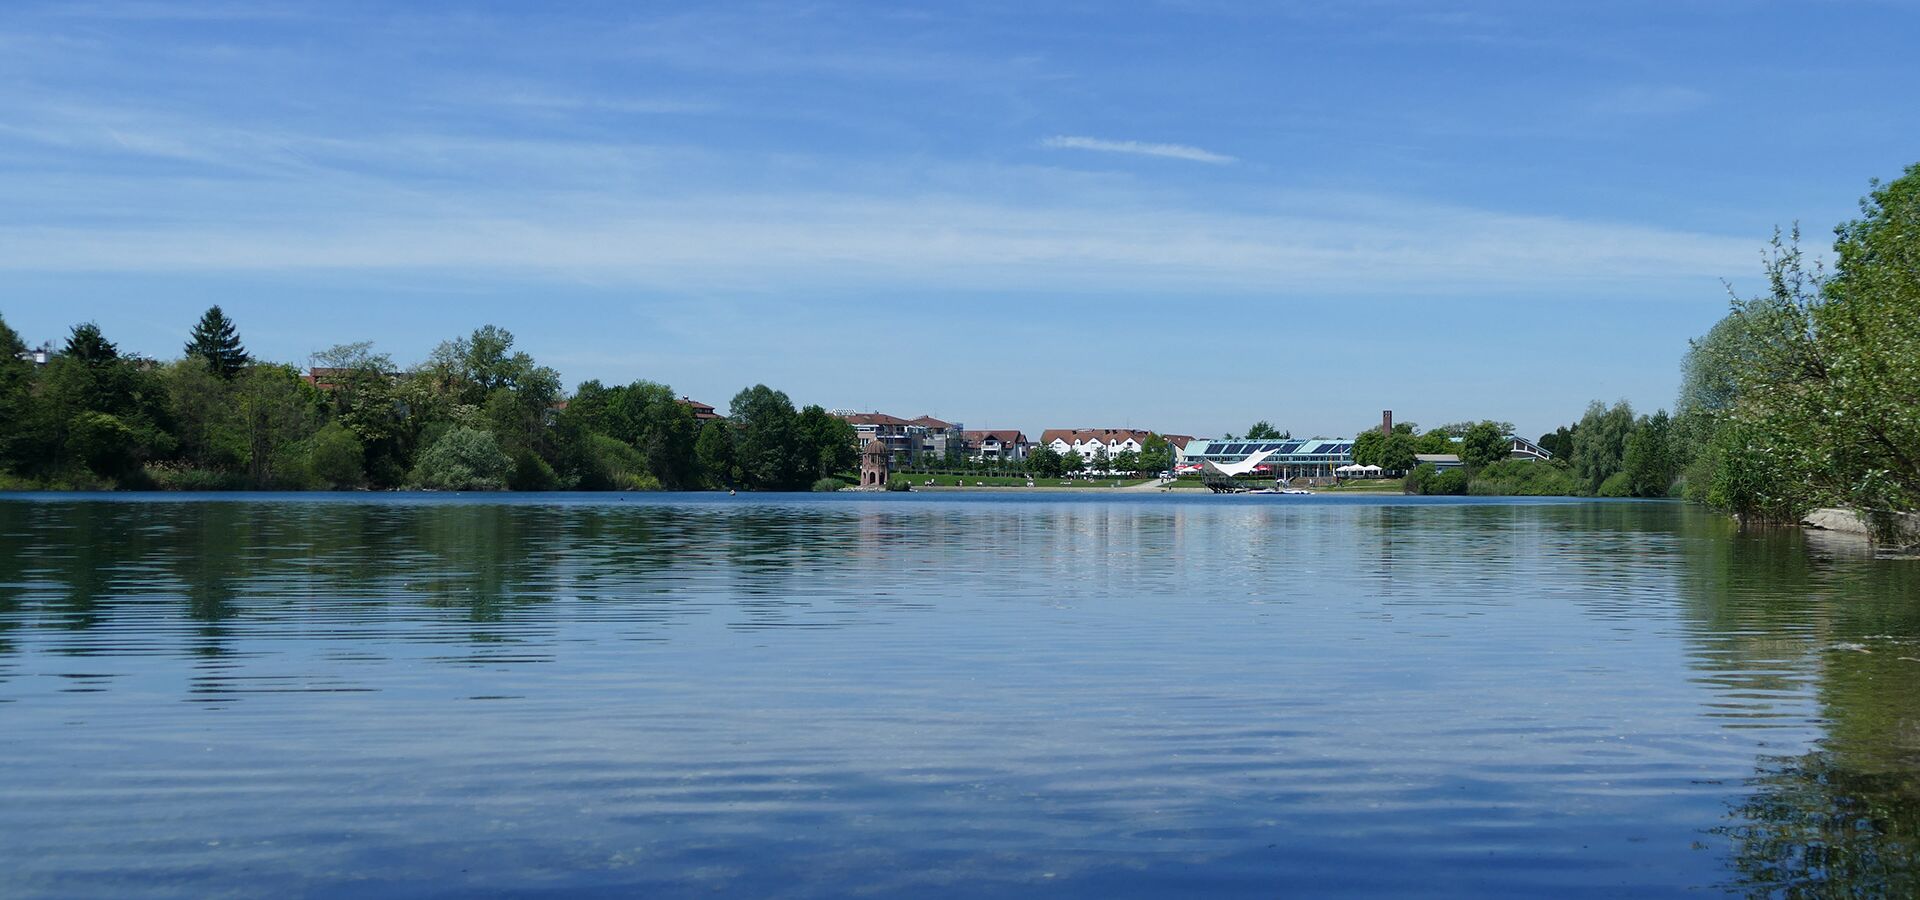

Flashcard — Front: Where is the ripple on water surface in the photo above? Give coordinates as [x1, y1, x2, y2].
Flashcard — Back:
[1, 493, 1917, 898]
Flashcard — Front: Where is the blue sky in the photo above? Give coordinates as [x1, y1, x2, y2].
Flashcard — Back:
[3, 1, 1915, 439]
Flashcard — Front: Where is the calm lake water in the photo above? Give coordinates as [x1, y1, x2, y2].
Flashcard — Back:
[1, 493, 1916, 898]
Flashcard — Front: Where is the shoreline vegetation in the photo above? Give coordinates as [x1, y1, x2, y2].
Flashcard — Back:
[2, 165, 1916, 544]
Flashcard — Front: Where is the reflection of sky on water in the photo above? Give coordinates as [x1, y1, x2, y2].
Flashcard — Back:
[0, 494, 1915, 897]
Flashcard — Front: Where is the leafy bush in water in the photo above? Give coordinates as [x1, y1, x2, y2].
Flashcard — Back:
[410, 426, 511, 491]
[583, 434, 661, 491]
[1429, 468, 1470, 495]
[811, 477, 843, 492]
[885, 474, 912, 492]
[67, 411, 141, 481]
[1404, 462, 1438, 495]
[508, 450, 559, 491]
[1702, 419, 1819, 524]
[1596, 470, 1634, 498]
[1469, 459, 1582, 496]
[307, 422, 364, 489]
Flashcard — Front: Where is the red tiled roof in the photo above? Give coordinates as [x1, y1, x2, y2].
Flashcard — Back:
[1040, 428, 1155, 447]
[302, 366, 350, 390]
[911, 415, 955, 429]
[679, 397, 721, 419]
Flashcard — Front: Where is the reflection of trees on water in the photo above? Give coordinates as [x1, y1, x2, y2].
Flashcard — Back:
[1724, 747, 1920, 896]
[1671, 517, 1920, 896]
[0, 499, 1030, 669]
[0, 501, 799, 660]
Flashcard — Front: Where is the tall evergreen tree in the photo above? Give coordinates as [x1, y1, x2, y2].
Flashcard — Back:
[65, 322, 119, 365]
[185, 305, 250, 378]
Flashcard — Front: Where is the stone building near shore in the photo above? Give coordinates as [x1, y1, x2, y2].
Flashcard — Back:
[859, 437, 892, 488]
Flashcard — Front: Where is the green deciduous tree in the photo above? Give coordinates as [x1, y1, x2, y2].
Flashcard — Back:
[1537, 425, 1577, 462]
[311, 342, 407, 486]
[1058, 448, 1085, 475]
[234, 365, 321, 487]
[159, 359, 246, 473]
[1245, 421, 1285, 440]
[307, 421, 365, 489]
[1379, 432, 1418, 472]
[1623, 410, 1679, 498]
[36, 322, 173, 483]
[727, 384, 799, 490]
[1139, 434, 1173, 474]
[66, 411, 140, 481]
[1573, 400, 1636, 494]
[1415, 430, 1455, 454]
[421, 326, 560, 463]
[1460, 421, 1509, 469]
[1673, 164, 1920, 534]
[595, 381, 699, 488]
[1351, 429, 1384, 467]
[795, 404, 858, 481]
[1088, 444, 1109, 474]
[1025, 445, 1065, 478]
[695, 418, 738, 488]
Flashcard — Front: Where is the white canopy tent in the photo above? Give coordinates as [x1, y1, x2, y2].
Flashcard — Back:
[1205, 449, 1280, 477]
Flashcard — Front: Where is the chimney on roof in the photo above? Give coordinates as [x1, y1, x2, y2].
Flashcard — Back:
[1381, 410, 1393, 437]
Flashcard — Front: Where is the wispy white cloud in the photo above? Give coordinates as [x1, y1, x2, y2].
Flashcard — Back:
[1041, 135, 1237, 165]
[0, 95, 1754, 297]
[0, 181, 1755, 297]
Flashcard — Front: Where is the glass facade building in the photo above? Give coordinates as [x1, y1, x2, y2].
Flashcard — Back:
[1177, 438, 1357, 478]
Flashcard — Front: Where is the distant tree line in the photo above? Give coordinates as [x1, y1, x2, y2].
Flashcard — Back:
[1377, 163, 1920, 526]
[0, 312, 855, 492]
[1342, 398, 1708, 499]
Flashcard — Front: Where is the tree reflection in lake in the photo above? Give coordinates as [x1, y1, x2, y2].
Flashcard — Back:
[1677, 522, 1920, 896]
